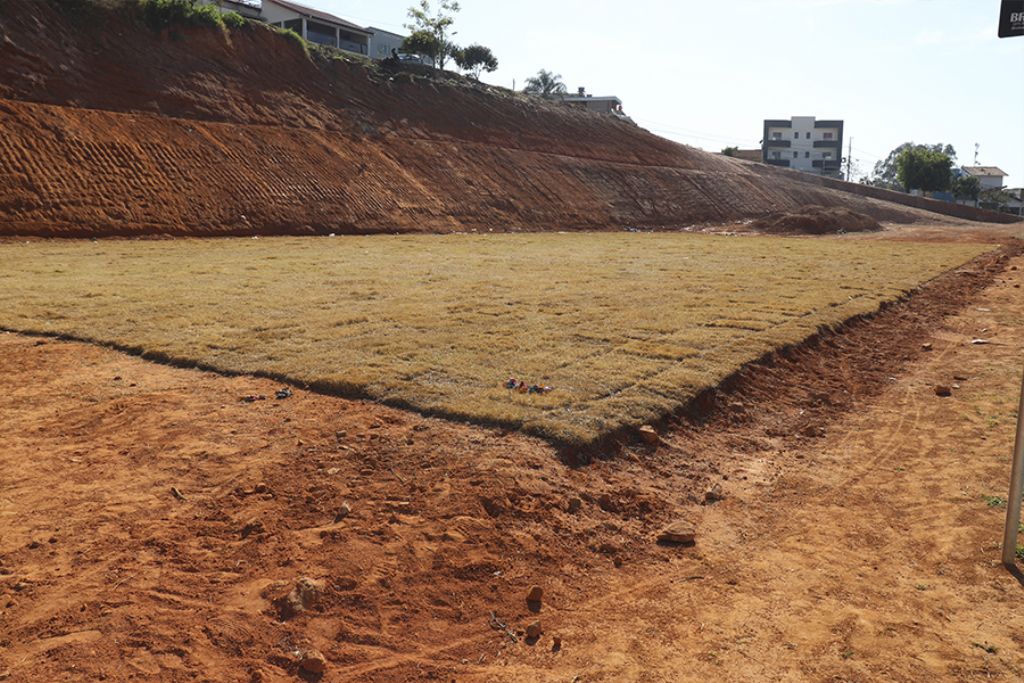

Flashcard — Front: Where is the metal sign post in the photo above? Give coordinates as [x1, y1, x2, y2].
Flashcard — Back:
[1002, 364, 1024, 567]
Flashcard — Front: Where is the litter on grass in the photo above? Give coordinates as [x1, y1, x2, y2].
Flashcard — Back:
[505, 377, 554, 395]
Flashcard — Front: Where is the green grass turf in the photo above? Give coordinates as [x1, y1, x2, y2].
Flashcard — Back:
[0, 233, 988, 445]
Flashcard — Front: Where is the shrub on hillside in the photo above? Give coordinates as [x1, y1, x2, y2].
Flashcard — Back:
[130, 0, 225, 32]
[221, 10, 247, 30]
[269, 25, 309, 57]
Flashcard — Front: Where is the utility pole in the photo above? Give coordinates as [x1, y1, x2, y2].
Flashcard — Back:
[974, 142, 980, 166]
[845, 137, 853, 181]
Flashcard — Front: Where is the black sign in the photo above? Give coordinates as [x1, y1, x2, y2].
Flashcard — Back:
[1000, 0, 1024, 37]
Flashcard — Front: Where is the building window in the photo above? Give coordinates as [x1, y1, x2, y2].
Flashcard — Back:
[306, 21, 338, 47]
[824, 152, 832, 159]
[793, 151, 798, 159]
[283, 18, 302, 34]
[794, 131, 799, 139]
[771, 132, 782, 140]
[823, 132, 834, 140]
[805, 151, 810, 158]
[771, 151, 781, 159]
[806, 132, 811, 139]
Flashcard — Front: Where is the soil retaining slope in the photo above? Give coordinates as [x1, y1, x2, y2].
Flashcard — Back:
[0, 0, 1004, 237]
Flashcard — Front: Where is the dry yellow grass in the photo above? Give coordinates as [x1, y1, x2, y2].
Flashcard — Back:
[0, 233, 987, 445]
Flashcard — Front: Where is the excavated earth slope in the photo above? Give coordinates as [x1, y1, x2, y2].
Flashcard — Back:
[0, 0, 981, 237]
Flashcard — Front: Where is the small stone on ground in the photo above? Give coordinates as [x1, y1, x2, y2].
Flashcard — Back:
[658, 521, 696, 546]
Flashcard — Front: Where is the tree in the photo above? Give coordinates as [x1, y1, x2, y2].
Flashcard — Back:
[980, 186, 1012, 208]
[895, 146, 953, 193]
[453, 44, 498, 79]
[721, 146, 738, 157]
[402, 30, 442, 64]
[523, 69, 567, 97]
[405, 0, 460, 69]
[951, 174, 981, 202]
[870, 142, 956, 191]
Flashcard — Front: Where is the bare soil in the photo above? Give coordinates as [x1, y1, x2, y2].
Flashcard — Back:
[749, 205, 882, 234]
[2, 240, 1023, 681]
[1, 0, 1010, 239]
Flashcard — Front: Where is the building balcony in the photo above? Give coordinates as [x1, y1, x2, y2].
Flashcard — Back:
[339, 38, 368, 54]
[764, 139, 791, 148]
[813, 140, 842, 148]
[765, 159, 791, 167]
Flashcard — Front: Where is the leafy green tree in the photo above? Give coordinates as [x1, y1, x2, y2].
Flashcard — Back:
[721, 146, 738, 157]
[523, 69, 567, 97]
[453, 44, 498, 79]
[951, 174, 981, 201]
[405, 0, 460, 69]
[870, 143, 956, 191]
[401, 30, 442, 64]
[980, 187, 1012, 208]
[895, 146, 953, 193]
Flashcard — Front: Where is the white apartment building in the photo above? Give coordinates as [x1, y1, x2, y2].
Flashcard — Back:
[762, 116, 844, 177]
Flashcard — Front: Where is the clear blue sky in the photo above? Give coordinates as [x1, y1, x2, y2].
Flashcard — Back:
[315, 0, 1023, 185]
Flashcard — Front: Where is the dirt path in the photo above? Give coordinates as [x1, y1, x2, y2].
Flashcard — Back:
[466, 255, 1024, 682]
[1, 254, 1022, 682]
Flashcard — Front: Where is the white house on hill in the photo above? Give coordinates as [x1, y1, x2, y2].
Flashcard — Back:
[961, 166, 1008, 190]
[260, 0, 372, 55]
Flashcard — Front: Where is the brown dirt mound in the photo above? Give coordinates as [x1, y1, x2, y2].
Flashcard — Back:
[750, 206, 883, 235]
[0, 0, 978, 238]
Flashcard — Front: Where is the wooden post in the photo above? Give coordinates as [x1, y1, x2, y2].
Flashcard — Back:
[1002, 363, 1024, 567]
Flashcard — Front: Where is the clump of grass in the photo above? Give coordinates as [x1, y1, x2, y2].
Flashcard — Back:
[983, 495, 1007, 508]
[269, 25, 309, 57]
[0, 234, 988, 446]
[221, 11, 248, 30]
[130, 0, 225, 32]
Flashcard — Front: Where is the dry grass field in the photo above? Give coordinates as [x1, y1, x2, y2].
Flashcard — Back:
[0, 234, 988, 444]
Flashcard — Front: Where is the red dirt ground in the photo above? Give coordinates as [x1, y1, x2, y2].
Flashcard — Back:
[2, 239, 1023, 681]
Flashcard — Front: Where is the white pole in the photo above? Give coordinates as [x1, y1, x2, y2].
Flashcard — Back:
[1002, 363, 1024, 567]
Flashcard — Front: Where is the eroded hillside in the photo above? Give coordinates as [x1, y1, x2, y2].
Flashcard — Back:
[0, 0, 991, 237]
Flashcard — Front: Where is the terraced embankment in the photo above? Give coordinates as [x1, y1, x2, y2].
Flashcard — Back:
[0, 0, 1006, 238]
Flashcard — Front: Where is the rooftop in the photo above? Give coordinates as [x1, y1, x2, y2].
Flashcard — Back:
[962, 166, 1008, 177]
[560, 95, 623, 104]
[264, 0, 372, 34]
[367, 26, 405, 39]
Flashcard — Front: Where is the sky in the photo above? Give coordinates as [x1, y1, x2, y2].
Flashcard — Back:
[312, 0, 1023, 186]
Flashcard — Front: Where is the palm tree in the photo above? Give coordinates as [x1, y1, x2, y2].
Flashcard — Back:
[523, 69, 567, 98]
